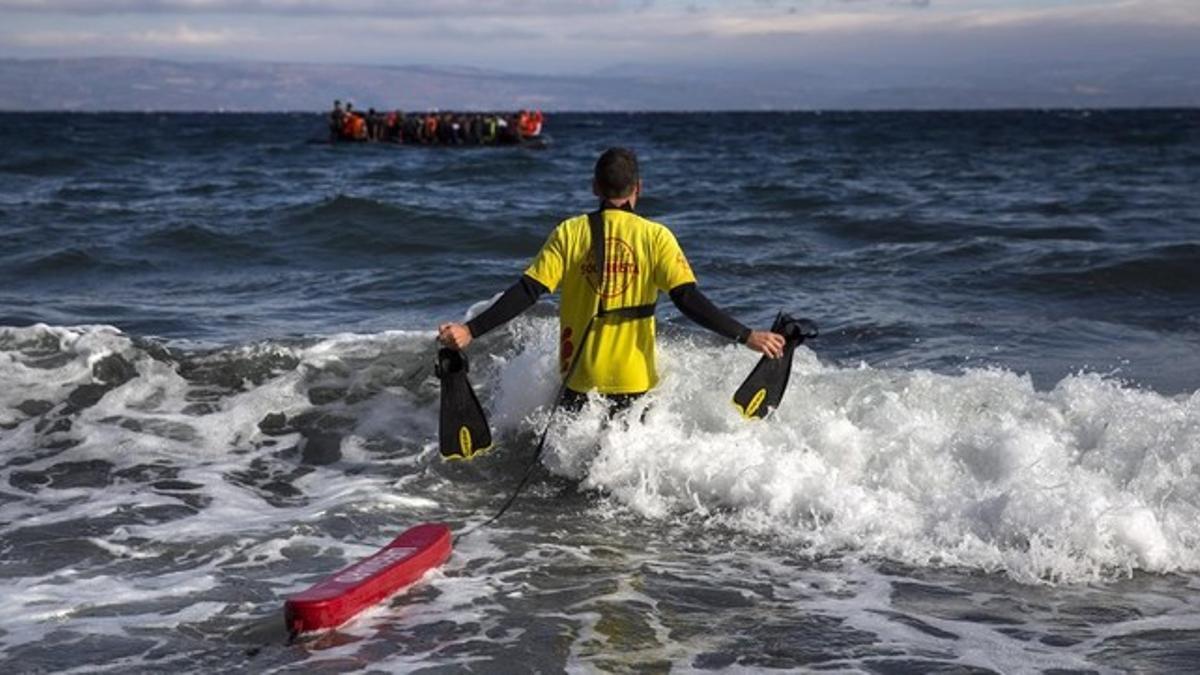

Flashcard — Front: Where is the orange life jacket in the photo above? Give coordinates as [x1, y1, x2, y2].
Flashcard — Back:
[519, 111, 543, 137]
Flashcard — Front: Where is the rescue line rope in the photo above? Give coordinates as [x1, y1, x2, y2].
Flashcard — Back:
[457, 313, 598, 539]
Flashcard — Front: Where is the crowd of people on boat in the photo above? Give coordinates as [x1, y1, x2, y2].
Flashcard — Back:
[328, 100, 544, 145]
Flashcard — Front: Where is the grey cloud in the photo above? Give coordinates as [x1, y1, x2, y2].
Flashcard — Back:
[832, 0, 930, 5]
[753, 0, 931, 7]
[0, 0, 622, 17]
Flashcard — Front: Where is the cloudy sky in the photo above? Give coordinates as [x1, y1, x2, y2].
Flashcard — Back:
[0, 0, 1197, 76]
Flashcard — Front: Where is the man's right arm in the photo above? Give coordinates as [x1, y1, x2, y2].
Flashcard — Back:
[466, 274, 549, 338]
[438, 274, 548, 350]
[439, 221, 565, 350]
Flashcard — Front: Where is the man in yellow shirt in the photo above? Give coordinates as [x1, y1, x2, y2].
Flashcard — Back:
[437, 147, 784, 408]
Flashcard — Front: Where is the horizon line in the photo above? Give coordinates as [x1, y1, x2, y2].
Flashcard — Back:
[1, 106, 1198, 114]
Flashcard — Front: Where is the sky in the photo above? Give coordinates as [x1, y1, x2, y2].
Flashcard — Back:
[0, 0, 1197, 77]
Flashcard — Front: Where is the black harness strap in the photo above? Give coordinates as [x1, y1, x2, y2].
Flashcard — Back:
[588, 210, 607, 310]
[587, 210, 657, 321]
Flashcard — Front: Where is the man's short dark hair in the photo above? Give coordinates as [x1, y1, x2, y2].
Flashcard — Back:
[594, 147, 640, 199]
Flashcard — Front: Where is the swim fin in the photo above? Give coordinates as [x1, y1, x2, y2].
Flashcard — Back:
[435, 348, 493, 460]
[732, 313, 818, 420]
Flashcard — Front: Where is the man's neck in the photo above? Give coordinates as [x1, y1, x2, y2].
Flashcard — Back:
[599, 199, 636, 212]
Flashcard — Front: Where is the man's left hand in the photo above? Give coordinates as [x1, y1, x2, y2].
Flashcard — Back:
[745, 330, 785, 359]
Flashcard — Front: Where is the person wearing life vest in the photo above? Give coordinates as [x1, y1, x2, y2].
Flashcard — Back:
[438, 113, 456, 145]
[340, 106, 356, 141]
[366, 108, 382, 142]
[384, 110, 400, 143]
[495, 115, 514, 144]
[338, 103, 353, 140]
[437, 147, 784, 409]
[518, 110, 543, 138]
[403, 113, 421, 144]
[481, 115, 498, 145]
[422, 113, 438, 144]
[500, 114, 521, 144]
[466, 114, 482, 144]
[329, 100, 344, 142]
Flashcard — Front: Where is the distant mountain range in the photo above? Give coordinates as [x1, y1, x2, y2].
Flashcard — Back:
[1, 57, 1197, 111]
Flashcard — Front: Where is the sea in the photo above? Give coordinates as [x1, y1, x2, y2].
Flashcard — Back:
[1, 110, 1198, 674]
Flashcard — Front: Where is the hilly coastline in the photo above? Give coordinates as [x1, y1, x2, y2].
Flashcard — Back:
[2, 56, 1198, 111]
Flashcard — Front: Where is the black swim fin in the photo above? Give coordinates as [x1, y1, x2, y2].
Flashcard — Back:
[435, 348, 493, 460]
[732, 313, 818, 420]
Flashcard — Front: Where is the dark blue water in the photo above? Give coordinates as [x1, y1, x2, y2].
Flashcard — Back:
[1, 111, 1199, 672]
[3, 111, 1198, 391]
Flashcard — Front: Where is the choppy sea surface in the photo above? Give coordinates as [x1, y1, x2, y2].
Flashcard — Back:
[1, 110, 1199, 673]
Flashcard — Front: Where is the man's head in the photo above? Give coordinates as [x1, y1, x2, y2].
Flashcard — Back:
[593, 147, 641, 203]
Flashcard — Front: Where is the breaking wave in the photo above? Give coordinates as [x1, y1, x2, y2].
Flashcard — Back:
[6, 321, 1196, 587]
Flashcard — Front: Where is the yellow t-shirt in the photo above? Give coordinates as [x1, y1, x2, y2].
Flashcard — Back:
[524, 208, 697, 394]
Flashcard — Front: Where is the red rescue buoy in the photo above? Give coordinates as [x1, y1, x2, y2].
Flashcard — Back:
[284, 523, 452, 636]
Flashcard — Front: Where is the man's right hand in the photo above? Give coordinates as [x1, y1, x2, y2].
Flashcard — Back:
[745, 330, 785, 359]
[437, 323, 472, 350]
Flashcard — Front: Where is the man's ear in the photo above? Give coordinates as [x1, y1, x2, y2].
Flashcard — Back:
[635, 179, 643, 197]
[592, 179, 602, 198]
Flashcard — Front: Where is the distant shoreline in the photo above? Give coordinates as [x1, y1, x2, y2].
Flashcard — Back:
[0, 107, 1196, 114]
[3, 56, 1197, 112]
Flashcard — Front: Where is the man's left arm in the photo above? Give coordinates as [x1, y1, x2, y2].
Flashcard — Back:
[655, 228, 784, 358]
[668, 283, 750, 343]
[667, 284, 785, 358]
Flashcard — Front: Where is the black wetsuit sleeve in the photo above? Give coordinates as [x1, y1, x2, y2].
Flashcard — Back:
[668, 282, 752, 344]
[465, 274, 549, 338]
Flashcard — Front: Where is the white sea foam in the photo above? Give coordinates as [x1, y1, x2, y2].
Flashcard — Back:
[0, 324, 449, 654]
[488, 319, 1200, 583]
[2, 317, 1199, 662]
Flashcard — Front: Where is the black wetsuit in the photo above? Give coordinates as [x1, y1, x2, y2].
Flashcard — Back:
[466, 275, 749, 346]
[466, 243, 750, 409]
